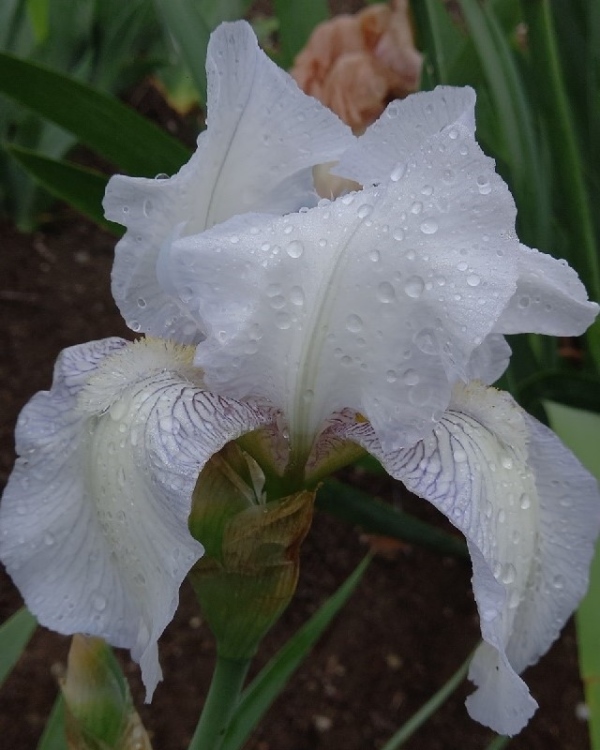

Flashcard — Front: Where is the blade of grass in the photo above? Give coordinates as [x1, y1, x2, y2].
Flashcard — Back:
[152, 0, 211, 104]
[522, 0, 600, 299]
[380, 646, 475, 749]
[317, 479, 468, 559]
[0, 52, 190, 176]
[220, 556, 370, 750]
[7, 145, 120, 232]
[0, 607, 37, 687]
[457, 0, 550, 250]
[36, 695, 67, 750]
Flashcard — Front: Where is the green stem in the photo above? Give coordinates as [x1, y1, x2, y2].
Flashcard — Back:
[380, 646, 475, 750]
[189, 656, 251, 750]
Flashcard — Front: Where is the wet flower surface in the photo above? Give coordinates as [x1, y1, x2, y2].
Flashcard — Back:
[1, 21, 598, 738]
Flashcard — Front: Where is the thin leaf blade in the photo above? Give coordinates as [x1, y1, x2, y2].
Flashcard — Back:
[0, 607, 37, 687]
[220, 556, 371, 750]
[0, 51, 190, 176]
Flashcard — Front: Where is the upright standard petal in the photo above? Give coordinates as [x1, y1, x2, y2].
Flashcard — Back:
[340, 381, 600, 735]
[103, 21, 354, 344]
[0, 338, 273, 697]
[167, 119, 520, 456]
[333, 86, 477, 185]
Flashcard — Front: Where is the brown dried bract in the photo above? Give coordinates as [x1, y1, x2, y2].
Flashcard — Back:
[291, 1, 422, 132]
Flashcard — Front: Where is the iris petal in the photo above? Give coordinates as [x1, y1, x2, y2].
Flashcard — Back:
[103, 21, 353, 343]
[0, 338, 273, 697]
[338, 381, 600, 735]
[168, 121, 519, 452]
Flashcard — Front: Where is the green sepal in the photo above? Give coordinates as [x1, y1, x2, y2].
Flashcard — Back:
[188, 442, 315, 660]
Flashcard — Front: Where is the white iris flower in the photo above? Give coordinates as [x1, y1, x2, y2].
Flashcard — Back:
[1, 21, 599, 738]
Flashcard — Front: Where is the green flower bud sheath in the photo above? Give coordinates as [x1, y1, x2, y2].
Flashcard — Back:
[187, 442, 315, 748]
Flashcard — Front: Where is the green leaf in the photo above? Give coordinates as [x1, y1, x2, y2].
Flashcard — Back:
[317, 479, 468, 559]
[152, 0, 211, 104]
[36, 696, 67, 750]
[0, 51, 190, 176]
[6, 145, 120, 232]
[0, 607, 37, 687]
[26, 0, 49, 43]
[220, 556, 371, 750]
[522, 0, 600, 301]
[544, 402, 600, 750]
[412, 0, 465, 84]
[273, 0, 328, 69]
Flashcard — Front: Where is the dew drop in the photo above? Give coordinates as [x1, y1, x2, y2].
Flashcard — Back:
[377, 281, 396, 303]
[402, 369, 419, 386]
[92, 593, 107, 612]
[404, 276, 424, 298]
[410, 201, 423, 215]
[420, 220, 438, 235]
[286, 240, 304, 258]
[276, 312, 292, 329]
[109, 400, 127, 422]
[386, 102, 400, 118]
[346, 314, 363, 333]
[553, 575, 564, 590]
[448, 128, 458, 140]
[518, 295, 530, 309]
[369, 249, 380, 262]
[290, 286, 305, 306]
[392, 228, 405, 242]
[421, 184, 434, 196]
[414, 328, 438, 354]
[386, 369, 397, 383]
[477, 176, 492, 195]
[357, 204, 373, 219]
[155, 173, 169, 180]
[466, 273, 481, 287]
[453, 448, 467, 463]
[390, 163, 406, 182]
[501, 455, 513, 470]
[519, 493, 531, 510]
[142, 199, 154, 217]
[501, 564, 516, 585]
[137, 297, 146, 308]
[269, 294, 286, 310]
[341, 355, 353, 366]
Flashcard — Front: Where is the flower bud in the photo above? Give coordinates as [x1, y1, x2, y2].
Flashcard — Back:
[188, 442, 315, 659]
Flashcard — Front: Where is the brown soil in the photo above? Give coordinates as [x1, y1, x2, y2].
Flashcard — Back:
[0, 11, 592, 745]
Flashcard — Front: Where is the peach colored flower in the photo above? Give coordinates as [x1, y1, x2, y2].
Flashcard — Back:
[291, 1, 423, 132]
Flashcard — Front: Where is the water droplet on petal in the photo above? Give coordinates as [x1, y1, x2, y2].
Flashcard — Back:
[404, 276, 424, 298]
[392, 228, 405, 242]
[357, 204, 373, 219]
[276, 312, 292, 329]
[410, 201, 423, 215]
[453, 448, 467, 463]
[377, 281, 396, 303]
[346, 314, 363, 333]
[92, 593, 107, 612]
[420, 220, 438, 235]
[402, 369, 419, 386]
[518, 295, 530, 309]
[290, 286, 305, 306]
[519, 493, 531, 510]
[467, 274, 481, 287]
[390, 163, 406, 182]
[143, 199, 154, 217]
[501, 455, 513, 470]
[286, 240, 304, 258]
